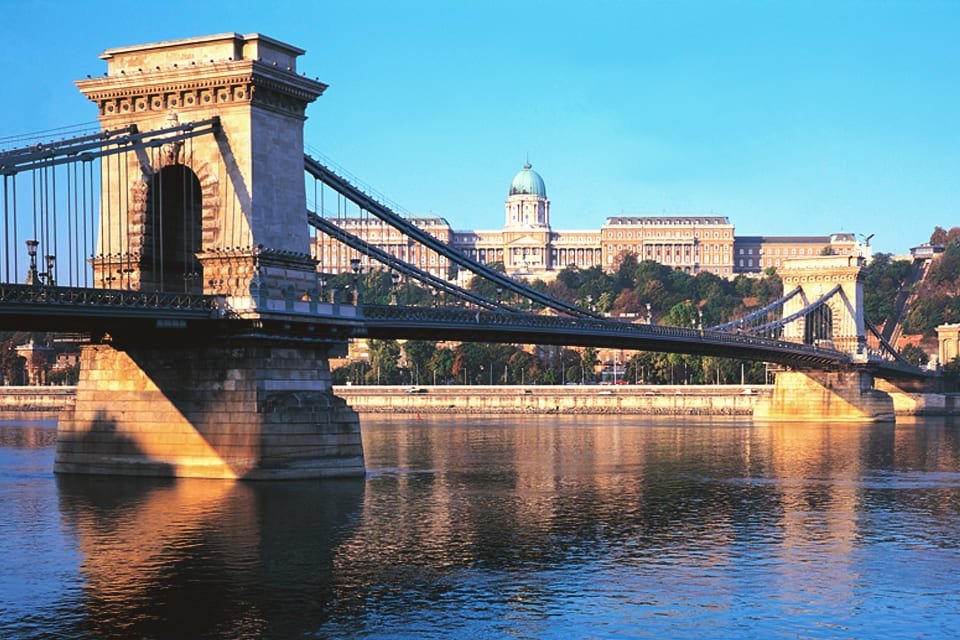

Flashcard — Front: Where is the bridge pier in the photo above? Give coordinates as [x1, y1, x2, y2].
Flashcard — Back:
[754, 369, 895, 423]
[56, 338, 363, 479]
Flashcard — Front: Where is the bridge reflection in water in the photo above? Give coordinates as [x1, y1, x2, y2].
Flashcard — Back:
[21, 416, 957, 638]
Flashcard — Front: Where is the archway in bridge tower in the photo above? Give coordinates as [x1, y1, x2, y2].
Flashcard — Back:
[142, 165, 203, 294]
[804, 304, 833, 345]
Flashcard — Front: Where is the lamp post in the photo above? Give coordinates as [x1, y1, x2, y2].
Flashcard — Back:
[496, 286, 503, 304]
[25, 240, 39, 286]
[645, 302, 652, 324]
[350, 257, 362, 305]
[44, 255, 56, 287]
[319, 275, 327, 302]
[390, 270, 400, 306]
[431, 288, 438, 308]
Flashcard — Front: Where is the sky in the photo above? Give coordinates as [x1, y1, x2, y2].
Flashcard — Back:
[2, 0, 958, 255]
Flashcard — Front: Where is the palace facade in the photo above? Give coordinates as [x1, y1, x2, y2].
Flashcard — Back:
[314, 162, 863, 280]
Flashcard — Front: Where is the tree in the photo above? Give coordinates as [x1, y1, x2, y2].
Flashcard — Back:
[580, 347, 599, 382]
[332, 360, 370, 385]
[613, 251, 639, 291]
[560, 348, 582, 383]
[403, 340, 436, 384]
[931, 226, 948, 245]
[468, 260, 506, 301]
[367, 339, 402, 384]
[507, 350, 540, 384]
[899, 344, 929, 367]
[428, 348, 455, 384]
[596, 291, 614, 313]
[662, 300, 698, 327]
[863, 253, 913, 326]
[612, 288, 643, 315]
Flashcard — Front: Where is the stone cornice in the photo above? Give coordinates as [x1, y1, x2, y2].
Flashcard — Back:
[76, 60, 326, 120]
[781, 267, 863, 284]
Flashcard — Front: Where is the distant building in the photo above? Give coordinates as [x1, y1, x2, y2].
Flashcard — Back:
[910, 242, 944, 261]
[601, 215, 735, 276]
[314, 162, 862, 281]
[733, 233, 861, 273]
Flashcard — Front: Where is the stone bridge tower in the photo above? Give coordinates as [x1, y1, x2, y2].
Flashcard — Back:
[75, 33, 325, 308]
[755, 254, 894, 422]
[779, 255, 867, 359]
[57, 35, 364, 480]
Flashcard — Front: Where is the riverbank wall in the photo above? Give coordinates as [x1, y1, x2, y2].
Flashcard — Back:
[0, 385, 957, 418]
[334, 385, 766, 415]
[0, 386, 76, 421]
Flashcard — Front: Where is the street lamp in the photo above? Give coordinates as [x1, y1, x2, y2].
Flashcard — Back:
[350, 257, 362, 305]
[645, 302, 652, 324]
[319, 275, 327, 302]
[44, 255, 56, 287]
[431, 288, 438, 307]
[25, 240, 39, 286]
[390, 270, 400, 306]
[496, 286, 503, 304]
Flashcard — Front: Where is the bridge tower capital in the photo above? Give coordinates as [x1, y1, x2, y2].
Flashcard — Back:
[75, 33, 327, 309]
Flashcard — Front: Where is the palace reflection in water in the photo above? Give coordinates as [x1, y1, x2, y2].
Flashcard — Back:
[2, 417, 960, 639]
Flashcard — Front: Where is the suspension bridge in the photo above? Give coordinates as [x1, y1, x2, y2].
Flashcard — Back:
[0, 33, 937, 479]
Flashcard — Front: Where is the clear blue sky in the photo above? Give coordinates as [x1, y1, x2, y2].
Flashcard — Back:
[3, 0, 957, 255]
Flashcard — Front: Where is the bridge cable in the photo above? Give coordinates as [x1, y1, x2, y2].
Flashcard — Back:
[864, 319, 913, 367]
[11, 174, 17, 283]
[708, 286, 802, 332]
[304, 154, 599, 319]
[0, 118, 219, 176]
[308, 212, 514, 312]
[746, 285, 842, 336]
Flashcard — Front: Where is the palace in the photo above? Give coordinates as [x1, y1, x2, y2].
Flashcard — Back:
[314, 162, 863, 280]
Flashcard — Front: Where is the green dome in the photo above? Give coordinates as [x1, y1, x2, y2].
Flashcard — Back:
[509, 162, 547, 198]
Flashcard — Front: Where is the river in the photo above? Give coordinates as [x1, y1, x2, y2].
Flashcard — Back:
[2, 416, 960, 639]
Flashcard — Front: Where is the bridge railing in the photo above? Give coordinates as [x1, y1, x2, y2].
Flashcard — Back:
[0, 282, 220, 315]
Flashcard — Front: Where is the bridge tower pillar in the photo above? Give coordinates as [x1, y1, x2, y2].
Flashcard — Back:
[57, 34, 364, 478]
[757, 255, 894, 422]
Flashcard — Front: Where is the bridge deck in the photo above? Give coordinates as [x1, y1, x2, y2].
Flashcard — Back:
[0, 287, 933, 379]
